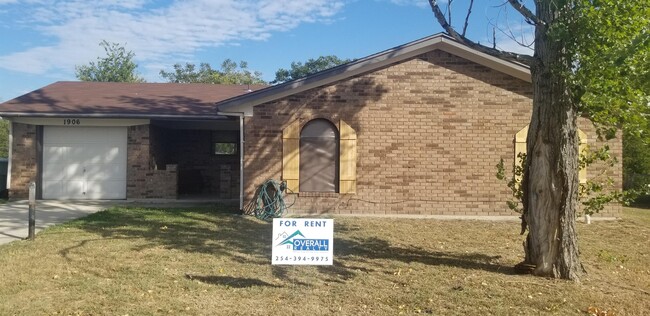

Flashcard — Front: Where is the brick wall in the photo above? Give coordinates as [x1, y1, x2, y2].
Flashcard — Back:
[127, 125, 177, 199]
[244, 50, 623, 217]
[8, 123, 37, 198]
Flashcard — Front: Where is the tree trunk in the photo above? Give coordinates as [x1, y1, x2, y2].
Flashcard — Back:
[521, 1, 582, 280]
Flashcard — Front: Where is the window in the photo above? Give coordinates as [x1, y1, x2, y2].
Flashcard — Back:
[299, 119, 339, 192]
[213, 142, 237, 155]
[282, 119, 357, 194]
[212, 131, 238, 155]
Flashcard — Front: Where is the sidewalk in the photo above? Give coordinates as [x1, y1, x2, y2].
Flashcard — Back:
[0, 200, 111, 245]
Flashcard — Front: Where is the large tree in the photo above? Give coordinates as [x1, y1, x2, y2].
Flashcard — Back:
[75, 40, 145, 83]
[160, 59, 265, 85]
[271, 55, 351, 84]
[428, 0, 648, 280]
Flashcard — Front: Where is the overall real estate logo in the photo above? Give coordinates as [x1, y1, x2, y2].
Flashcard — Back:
[272, 219, 334, 265]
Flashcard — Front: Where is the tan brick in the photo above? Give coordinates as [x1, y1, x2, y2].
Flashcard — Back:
[243, 50, 622, 217]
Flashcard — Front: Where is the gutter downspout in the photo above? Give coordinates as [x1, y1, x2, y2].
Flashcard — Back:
[6, 119, 12, 191]
[217, 112, 245, 212]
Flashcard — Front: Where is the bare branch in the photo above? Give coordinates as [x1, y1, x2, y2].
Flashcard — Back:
[486, 6, 534, 51]
[448, 0, 453, 26]
[461, 0, 474, 37]
[506, 0, 546, 27]
[428, 0, 534, 65]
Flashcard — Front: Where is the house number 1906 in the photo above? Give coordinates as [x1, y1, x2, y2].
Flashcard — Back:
[63, 119, 81, 125]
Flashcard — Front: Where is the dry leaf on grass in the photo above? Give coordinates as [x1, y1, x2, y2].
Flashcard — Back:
[586, 306, 616, 316]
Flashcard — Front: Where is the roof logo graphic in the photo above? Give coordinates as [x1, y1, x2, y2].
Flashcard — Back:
[276, 230, 305, 247]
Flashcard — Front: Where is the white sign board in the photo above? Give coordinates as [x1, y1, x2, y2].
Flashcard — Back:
[272, 218, 334, 265]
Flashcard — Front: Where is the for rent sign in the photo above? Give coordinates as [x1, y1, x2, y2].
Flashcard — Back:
[272, 219, 334, 265]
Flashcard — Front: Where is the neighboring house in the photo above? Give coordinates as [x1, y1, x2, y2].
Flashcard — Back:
[0, 33, 622, 216]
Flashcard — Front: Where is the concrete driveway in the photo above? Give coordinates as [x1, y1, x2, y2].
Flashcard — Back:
[0, 200, 112, 245]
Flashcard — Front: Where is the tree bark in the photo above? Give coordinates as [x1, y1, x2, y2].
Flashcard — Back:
[521, 1, 582, 280]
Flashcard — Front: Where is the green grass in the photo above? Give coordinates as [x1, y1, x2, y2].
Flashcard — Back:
[0, 206, 648, 315]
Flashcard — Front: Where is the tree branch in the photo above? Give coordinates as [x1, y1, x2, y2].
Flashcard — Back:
[448, 0, 452, 27]
[428, 0, 534, 65]
[461, 0, 474, 37]
[506, 0, 546, 27]
[487, 11, 534, 52]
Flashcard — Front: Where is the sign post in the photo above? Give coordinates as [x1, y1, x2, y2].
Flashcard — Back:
[272, 218, 334, 265]
[28, 182, 36, 240]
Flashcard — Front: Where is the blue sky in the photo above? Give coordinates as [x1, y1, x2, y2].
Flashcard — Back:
[0, 0, 533, 101]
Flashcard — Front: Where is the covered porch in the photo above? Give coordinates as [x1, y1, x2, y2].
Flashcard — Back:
[148, 119, 241, 201]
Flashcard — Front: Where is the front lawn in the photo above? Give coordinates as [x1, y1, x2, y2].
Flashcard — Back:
[0, 206, 648, 315]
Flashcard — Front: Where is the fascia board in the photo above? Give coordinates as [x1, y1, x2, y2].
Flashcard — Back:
[436, 38, 531, 83]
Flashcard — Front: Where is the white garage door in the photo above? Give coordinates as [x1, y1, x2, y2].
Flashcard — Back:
[42, 126, 127, 199]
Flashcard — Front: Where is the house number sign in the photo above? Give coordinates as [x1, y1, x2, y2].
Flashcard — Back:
[63, 118, 81, 125]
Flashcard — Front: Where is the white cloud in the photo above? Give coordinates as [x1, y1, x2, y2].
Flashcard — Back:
[0, 0, 345, 77]
[481, 19, 534, 56]
[494, 36, 534, 56]
[386, 0, 430, 8]
[479, 4, 535, 56]
[493, 33, 534, 56]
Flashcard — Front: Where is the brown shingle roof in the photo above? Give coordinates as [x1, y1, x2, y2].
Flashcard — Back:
[0, 81, 267, 118]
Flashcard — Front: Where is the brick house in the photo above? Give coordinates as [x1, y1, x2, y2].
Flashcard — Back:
[0, 33, 622, 217]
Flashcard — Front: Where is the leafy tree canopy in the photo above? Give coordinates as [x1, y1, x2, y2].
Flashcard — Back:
[572, 0, 649, 138]
[272, 55, 351, 84]
[75, 40, 145, 83]
[570, 1, 650, 193]
[160, 59, 266, 85]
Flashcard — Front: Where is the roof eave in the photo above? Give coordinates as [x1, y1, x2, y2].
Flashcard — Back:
[0, 112, 229, 120]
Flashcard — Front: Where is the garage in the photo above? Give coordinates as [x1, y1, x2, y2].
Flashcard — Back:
[42, 126, 127, 199]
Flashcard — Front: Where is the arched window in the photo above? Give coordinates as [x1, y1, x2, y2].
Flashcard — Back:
[299, 119, 339, 192]
[282, 119, 356, 194]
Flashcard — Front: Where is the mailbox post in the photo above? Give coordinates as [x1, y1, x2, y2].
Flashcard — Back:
[28, 182, 35, 240]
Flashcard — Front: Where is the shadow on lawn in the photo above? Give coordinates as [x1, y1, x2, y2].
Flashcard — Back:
[333, 234, 513, 275]
[60, 206, 513, 284]
[60, 206, 273, 265]
[186, 274, 281, 288]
